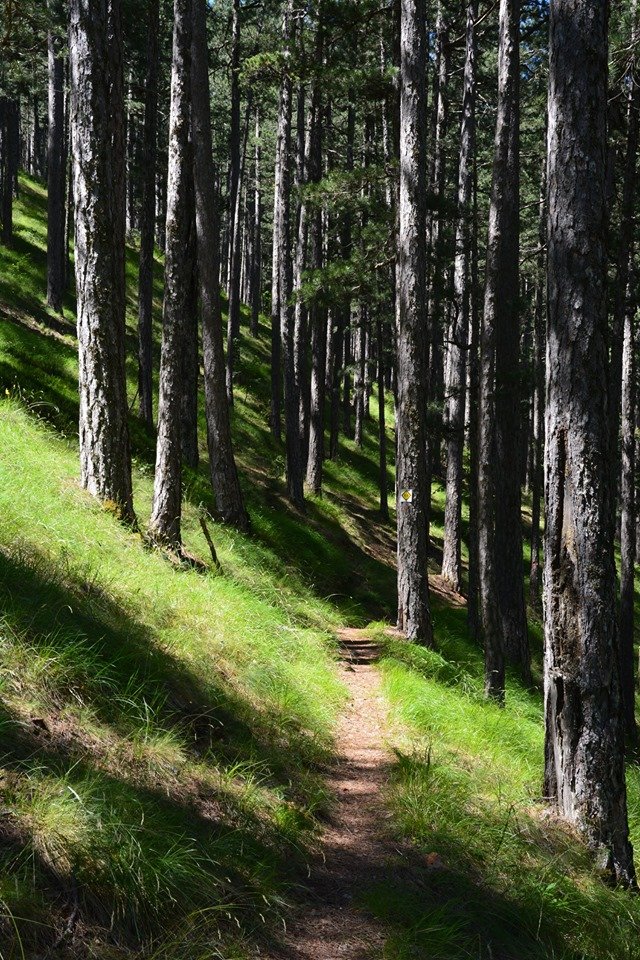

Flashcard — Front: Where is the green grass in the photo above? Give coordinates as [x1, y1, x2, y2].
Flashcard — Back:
[2, 172, 640, 960]
[357, 611, 640, 960]
[0, 175, 397, 958]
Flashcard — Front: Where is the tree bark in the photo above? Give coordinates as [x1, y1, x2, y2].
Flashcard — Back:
[249, 105, 262, 336]
[620, 260, 636, 742]
[467, 152, 480, 641]
[478, 0, 522, 699]
[544, 0, 635, 886]
[615, 31, 640, 743]
[137, 0, 160, 431]
[181, 181, 200, 471]
[149, 0, 193, 548]
[1, 98, 18, 246]
[377, 314, 389, 520]
[272, 0, 304, 506]
[396, 0, 433, 645]
[529, 146, 546, 609]
[305, 15, 326, 495]
[293, 84, 310, 458]
[191, 0, 249, 529]
[441, 0, 476, 592]
[493, 0, 528, 681]
[47, 11, 66, 314]
[69, 0, 134, 522]
[226, 91, 252, 402]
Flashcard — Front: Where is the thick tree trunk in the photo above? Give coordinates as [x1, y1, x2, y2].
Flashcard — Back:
[478, 0, 522, 699]
[47, 17, 66, 314]
[493, 0, 528, 681]
[426, 5, 448, 481]
[466, 157, 480, 641]
[544, 0, 635, 886]
[191, 0, 249, 529]
[441, 0, 476, 593]
[396, 0, 433, 645]
[149, 0, 193, 548]
[69, 0, 134, 522]
[137, 0, 160, 431]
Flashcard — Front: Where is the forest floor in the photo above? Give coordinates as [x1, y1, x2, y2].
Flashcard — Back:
[3, 175, 640, 960]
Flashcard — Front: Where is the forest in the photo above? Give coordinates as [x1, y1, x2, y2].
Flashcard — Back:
[1, 0, 640, 956]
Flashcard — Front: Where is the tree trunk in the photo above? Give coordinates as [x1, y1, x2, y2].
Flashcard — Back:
[620, 260, 636, 742]
[396, 0, 432, 645]
[353, 304, 366, 448]
[293, 85, 310, 459]
[615, 32, 640, 743]
[478, 0, 522, 699]
[181, 188, 200, 471]
[250, 105, 262, 336]
[441, 0, 476, 593]
[1, 98, 18, 246]
[544, 0, 635, 886]
[137, 0, 160, 431]
[47, 14, 66, 314]
[467, 153, 480, 641]
[270, 8, 291, 444]
[529, 146, 546, 608]
[226, 91, 252, 402]
[493, 0, 528, 681]
[305, 16, 326, 495]
[69, 0, 134, 522]
[191, 0, 249, 529]
[377, 314, 389, 520]
[149, 0, 193, 548]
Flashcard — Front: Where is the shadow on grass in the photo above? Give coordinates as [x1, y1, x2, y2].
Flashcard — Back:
[0, 545, 336, 955]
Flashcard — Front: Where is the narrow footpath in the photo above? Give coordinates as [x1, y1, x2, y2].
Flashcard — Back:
[275, 627, 404, 959]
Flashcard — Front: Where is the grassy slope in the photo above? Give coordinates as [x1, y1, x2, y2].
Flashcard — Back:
[1, 175, 640, 959]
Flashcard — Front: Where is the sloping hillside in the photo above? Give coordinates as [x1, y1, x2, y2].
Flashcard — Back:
[2, 175, 640, 960]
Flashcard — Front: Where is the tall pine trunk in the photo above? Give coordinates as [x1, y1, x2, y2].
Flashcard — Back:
[249, 106, 262, 336]
[441, 0, 476, 592]
[137, 0, 160, 431]
[191, 0, 249, 529]
[478, 0, 521, 699]
[529, 146, 546, 608]
[47, 11, 66, 314]
[69, 0, 134, 522]
[544, 0, 635, 886]
[305, 13, 326, 495]
[493, 0, 528, 681]
[396, 0, 432, 645]
[620, 263, 636, 742]
[149, 0, 193, 548]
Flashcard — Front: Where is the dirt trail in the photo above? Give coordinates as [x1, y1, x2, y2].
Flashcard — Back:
[274, 627, 402, 960]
